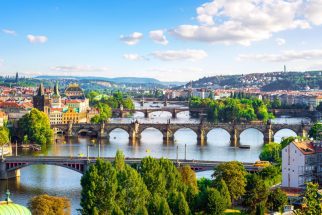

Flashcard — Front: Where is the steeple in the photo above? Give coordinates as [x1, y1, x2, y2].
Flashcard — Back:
[53, 81, 60, 96]
[37, 83, 45, 96]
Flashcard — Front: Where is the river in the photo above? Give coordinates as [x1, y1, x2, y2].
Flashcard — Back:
[0, 102, 311, 214]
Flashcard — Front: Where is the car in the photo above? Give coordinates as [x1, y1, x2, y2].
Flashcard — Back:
[253, 160, 271, 167]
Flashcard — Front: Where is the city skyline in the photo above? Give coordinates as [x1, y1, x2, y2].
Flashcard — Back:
[1, 0, 322, 81]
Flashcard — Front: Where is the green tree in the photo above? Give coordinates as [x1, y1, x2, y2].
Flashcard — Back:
[179, 165, 198, 193]
[17, 108, 53, 146]
[266, 188, 287, 212]
[122, 97, 135, 110]
[115, 165, 149, 214]
[259, 142, 281, 163]
[167, 191, 190, 215]
[28, 194, 70, 215]
[147, 194, 172, 215]
[91, 103, 112, 124]
[301, 182, 322, 214]
[243, 174, 269, 215]
[0, 127, 10, 158]
[212, 161, 247, 203]
[271, 97, 282, 109]
[80, 159, 117, 215]
[280, 136, 297, 149]
[114, 150, 125, 171]
[206, 187, 226, 215]
[213, 179, 231, 208]
[308, 123, 322, 140]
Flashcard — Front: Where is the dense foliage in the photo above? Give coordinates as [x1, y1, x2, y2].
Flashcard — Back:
[28, 194, 70, 215]
[309, 123, 322, 140]
[189, 97, 273, 122]
[295, 183, 322, 214]
[16, 108, 53, 146]
[266, 188, 288, 213]
[0, 126, 10, 146]
[259, 142, 281, 163]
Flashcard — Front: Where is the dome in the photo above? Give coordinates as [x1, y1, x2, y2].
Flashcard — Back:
[0, 202, 31, 215]
[64, 83, 85, 99]
[0, 190, 31, 215]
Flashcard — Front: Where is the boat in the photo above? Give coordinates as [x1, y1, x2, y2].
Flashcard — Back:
[239, 145, 250, 149]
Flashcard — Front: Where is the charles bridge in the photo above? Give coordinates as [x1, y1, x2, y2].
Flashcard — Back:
[51, 121, 312, 147]
[0, 156, 258, 180]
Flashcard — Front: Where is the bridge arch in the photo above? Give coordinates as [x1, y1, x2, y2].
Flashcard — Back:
[173, 127, 198, 144]
[274, 129, 297, 143]
[239, 128, 264, 146]
[76, 128, 99, 137]
[207, 128, 231, 146]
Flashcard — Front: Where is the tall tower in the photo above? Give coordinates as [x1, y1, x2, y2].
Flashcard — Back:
[51, 81, 62, 108]
[33, 84, 45, 111]
[15, 72, 19, 83]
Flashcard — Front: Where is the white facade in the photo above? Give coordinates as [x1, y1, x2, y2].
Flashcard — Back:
[282, 142, 305, 188]
[282, 141, 317, 188]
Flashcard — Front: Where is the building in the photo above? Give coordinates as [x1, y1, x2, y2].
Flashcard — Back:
[65, 83, 86, 99]
[62, 107, 87, 124]
[282, 140, 322, 188]
[51, 82, 62, 108]
[0, 190, 31, 214]
[33, 84, 45, 111]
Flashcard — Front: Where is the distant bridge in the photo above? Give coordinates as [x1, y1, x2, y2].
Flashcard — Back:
[112, 107, 207, 118]
[0, 156, 259, 180]
[133, 98, 189, 107]
[51, 121, 312, 146]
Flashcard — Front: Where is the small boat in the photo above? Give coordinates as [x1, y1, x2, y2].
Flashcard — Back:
[239, 145, 250, 149]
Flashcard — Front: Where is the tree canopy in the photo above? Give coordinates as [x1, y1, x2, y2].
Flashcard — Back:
[17, 108, 53, 146]
[28, 194, 70, 215]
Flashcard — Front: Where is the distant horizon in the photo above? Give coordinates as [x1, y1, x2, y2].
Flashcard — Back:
[1, 69, 322, 83]
[1, 1, 322, 81]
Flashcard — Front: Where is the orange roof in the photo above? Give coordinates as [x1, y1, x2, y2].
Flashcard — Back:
[293, 140, 322, 155]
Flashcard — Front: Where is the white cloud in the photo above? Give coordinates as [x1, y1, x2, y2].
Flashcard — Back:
[275, 38, 286, 46]
[151, 49, 207, 61]
[27, 34, 48, 44]
[51, 65, 109, 72]
[123, 54, 144, 61]
[171, 0, 319, 46]
[2, 29, 16, 36]
[304, 0, 322, 25]
[149, 30, 168, 45]
[238, 49, 322, 62]
[120, 32, 143, 45]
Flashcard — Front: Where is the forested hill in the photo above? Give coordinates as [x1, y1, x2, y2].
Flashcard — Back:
[185, 71, 322, 91]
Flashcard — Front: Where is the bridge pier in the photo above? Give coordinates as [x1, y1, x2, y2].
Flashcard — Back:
[230, 128, 240, 147]
[172, 110, 177, 119]
[144, 110, 149, 118]
[197, 130, 207, 145]
[163, 130, 174, 144]
[264, 127, 273, 144]
[0, 160, 20, 180]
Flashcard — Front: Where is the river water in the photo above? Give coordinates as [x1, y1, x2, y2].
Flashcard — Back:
[0, 102, 311, 214]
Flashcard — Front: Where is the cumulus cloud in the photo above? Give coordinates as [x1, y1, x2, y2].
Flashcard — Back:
[27, 34, 48, 44]
[151, 49, 207, 61]
[238, 49, 322, 62]
[275, 38, 286, 46]
[170, 0, 321, 46]
[304, 0, 322, 25]
[2, 29, 16, 36]
[51, 65, 109, 72]
[120, 32, 143, 45]
[123, 54, 144, 61]
[149, 30, 168, 45]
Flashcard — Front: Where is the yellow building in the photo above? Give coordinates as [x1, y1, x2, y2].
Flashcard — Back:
[62, 107, 86, 124]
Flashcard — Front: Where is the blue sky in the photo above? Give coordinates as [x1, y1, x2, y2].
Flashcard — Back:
[1, 0, 322, 81]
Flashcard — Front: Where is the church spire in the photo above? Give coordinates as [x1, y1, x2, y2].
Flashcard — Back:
[53, 81, 60, 96]
[37, 83, 44, 96]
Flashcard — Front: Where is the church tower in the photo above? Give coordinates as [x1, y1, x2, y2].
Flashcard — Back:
[51, 82, 62, 108]
[33, 84, 45, 111]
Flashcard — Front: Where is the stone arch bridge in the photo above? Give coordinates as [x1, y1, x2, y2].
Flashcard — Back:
[51, 121, 312, 147]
